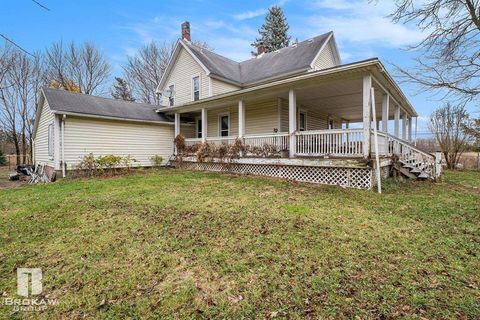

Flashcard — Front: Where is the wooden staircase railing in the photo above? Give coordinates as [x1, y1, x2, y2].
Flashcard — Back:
[376, 131, 440, 179]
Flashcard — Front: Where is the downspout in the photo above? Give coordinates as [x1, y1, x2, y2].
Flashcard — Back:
[61, 115, 66, 178]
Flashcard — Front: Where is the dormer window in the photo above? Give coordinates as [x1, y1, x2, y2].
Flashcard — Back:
[192, 76, 200, 101]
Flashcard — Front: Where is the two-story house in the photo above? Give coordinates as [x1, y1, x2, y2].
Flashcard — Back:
[33, 22, 440, 189]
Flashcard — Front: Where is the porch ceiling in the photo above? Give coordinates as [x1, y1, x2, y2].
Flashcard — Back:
[276, 77, 391, 122]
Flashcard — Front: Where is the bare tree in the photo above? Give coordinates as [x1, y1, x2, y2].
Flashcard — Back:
[122, 41, 175, 105]
[9, 50, 43, 161]
[111, 77, 135, 101]
[429, 103, 472, 169]
[45, 41, 111, 94]
[389, 0, 480, 102]
[0, 44, 43, 164]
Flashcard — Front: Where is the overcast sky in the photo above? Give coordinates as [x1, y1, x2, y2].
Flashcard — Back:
[2, 0, 478, 135]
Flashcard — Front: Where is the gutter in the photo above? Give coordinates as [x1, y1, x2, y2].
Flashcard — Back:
[50, 111, 174, 125]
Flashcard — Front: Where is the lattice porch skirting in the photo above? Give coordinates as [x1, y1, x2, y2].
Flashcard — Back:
[174, 161, 373, 189]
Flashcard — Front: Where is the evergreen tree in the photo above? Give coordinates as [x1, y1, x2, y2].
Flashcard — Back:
[251, 6, 291, 55]
[111, 77, 135, 102]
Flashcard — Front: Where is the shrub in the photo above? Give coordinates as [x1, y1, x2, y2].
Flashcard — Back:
[122, 155, 137, 171]
[74, 153, 137, 178]
[150, 155, 164, 167]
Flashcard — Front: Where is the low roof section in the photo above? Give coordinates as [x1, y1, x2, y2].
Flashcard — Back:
[33, 88, 173, 139]
[41, 88, 173, 122]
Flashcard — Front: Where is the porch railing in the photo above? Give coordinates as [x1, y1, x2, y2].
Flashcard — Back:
[243, 133, 289, 151]
[295, 129, 364, 157]
[205, 136, 237, 145]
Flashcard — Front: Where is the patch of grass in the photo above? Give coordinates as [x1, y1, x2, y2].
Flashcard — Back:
[0, 168, 479, 319]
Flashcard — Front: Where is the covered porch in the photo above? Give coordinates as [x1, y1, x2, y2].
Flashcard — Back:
[171, 74, 416, 160]
[164, 60, 439, 188]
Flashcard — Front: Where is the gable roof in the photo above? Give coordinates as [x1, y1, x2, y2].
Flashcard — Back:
[157, 31, 337, 90]
[40, 88, 172, 123]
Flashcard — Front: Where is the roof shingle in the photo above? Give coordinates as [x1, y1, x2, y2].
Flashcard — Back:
[42, 88, 172, 123]
[182, 31, 332, 85]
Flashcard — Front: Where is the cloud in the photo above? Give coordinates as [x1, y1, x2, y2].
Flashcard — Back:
[233, 8, 267, 21]
[300, 0, 425, 55]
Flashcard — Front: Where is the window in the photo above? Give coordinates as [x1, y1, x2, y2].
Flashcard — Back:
[299, 111, 307, 131]
[196, 118, 202, 138]
[48, 123, 54, 159]
[168, 84, 175, 107]
[192, 76, 200, 101]
[219, 113, 230, 137]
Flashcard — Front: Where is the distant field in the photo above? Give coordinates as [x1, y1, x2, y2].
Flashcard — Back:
[0, 169, 479, 319]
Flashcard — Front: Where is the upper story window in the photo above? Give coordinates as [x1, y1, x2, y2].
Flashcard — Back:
[168, 84, 175, 107]
[192, 76, 200, 101]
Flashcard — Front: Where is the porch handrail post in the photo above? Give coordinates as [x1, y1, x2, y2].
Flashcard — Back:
[382, 94, 389, 154]
[362, 74, 372, 159]
[201, 108, 207, 143]
[288, 89, 297, 158]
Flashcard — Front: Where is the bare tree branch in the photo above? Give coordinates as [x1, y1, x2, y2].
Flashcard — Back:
[122, 41, 175, 105]
[44, 41, 111, 94]
[388, 0, 480, 102]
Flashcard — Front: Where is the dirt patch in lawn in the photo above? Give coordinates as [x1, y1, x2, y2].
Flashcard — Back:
[0, 166, 27, 189]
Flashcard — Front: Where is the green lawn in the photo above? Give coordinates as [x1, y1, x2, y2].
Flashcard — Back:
[0, 169, 479, 319]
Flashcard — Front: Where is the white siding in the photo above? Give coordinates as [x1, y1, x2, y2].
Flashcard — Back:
[312, 41, 338, 70]
[211, 78, 240, 96]
[245, 99, 279, 135]
[34, 101, 55, 167]
[207, 107, 239, 137]
[63, 117, 174, 168]
[162, 47, 209, 106]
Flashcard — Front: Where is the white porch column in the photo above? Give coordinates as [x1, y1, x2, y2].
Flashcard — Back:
[394, 105, 400, 138]
[288, 89, 297, 158]
[174, 113, 180, 137]
[362, 74, 372, 159]
[381, 94, 390, 154]
[201, 108, 207, 142]
[381, 94, 389, 132]
[238, 100, 245, 138]
[407, 116, 412, 142]
[402, 111, 407, 140]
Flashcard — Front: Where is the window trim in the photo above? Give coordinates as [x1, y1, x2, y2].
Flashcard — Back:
[299, 110, 307, 131]
[218, 112, 231, 137]
[195, 116, 202, 138]
[191, 75, 201, 101]
[167, 83, 175, 107]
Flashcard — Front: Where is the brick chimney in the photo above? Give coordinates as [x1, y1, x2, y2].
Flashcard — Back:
[181, 21, 191, 41]
[257, 42, 265, 56]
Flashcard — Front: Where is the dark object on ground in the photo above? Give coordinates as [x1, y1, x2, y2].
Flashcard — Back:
[16, 164, 34, 176]
[9, 172, 20, 181]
